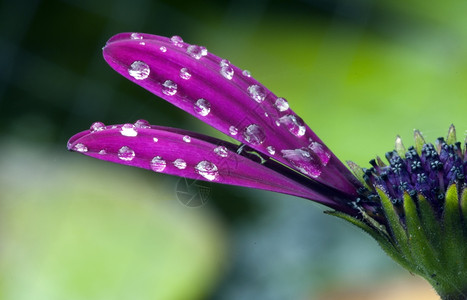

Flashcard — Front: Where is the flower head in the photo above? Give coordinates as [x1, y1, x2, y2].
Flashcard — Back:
[68, 33, 467, 299]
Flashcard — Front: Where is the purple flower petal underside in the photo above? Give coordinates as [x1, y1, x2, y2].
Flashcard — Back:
[103, 33, 360, 196]
[67, 122, 354, 212]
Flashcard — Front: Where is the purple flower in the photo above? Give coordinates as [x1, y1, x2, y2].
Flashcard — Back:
[68, 32, 364, 216]
[68, 33, 467, 299]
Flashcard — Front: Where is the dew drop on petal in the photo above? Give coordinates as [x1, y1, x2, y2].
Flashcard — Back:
[243, 124, 266, 145]
[180, 67, 191, 80]
[162, 80, 177, 96]
[128, 61, 150, 80]
[171, 35, 184, 47]
[247, 85, 266, 103]
[130, 32, 143, 40]
[194, 98, 211, 116]
[279, 115, 305, 137]
[220, 59, 230, 67]
[275, 97, 289, 112]
[267, 146, 276, 155]
[183, 135, 191, 143]
[118, 146, 135, 161]
[90, 121, 105, 132]
[173, 158, 187, 170]
[99, 149, 107, 155]
[153, 137, 159, 143]
[214, 145, 228, 157]
[229, 126, 238, 136]
[134, 119, 150, 128]
[309, 142, 331, 166]
[73, 143, 88, 153]
[121, 123, 138, 137]
[242, 70, 251, 77]
[281, 148, 322, 178]
[220, 65, 234, 80]
[159, 46, 167, 52]
[195, 161, 219, 181]
[187, 45, 207, 59]
[150, 156, 166, 172]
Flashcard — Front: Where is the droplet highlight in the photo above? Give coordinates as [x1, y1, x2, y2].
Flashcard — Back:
[130, 33, 143, 40]
[183, 135, 191, 143]
[120, 123, 138, 137]
[180, 67, 191, 80]
[275, 97, 289, 112]
[151, 156, 167, 172]
[90, 122, 105, 132]
[243, 124, 266, 145]
[74, 143, 88, 153]
[267, 146, 276, 155]
[134, 119, 150, 128]
[128, 61, 150, 80]
[247, 85, 266, 103]
[186, 45, 207, 60]
[242, 70, 251, 77]
[170, 35, 184, 47]
[281, 148, 322, 178]
[279, 115, 305, 137]
[229, 126, 238, 136]
[214, 146, 228, 157]
[173, 158, 187, 170]
[309, 142, 331, 166]
[220, 65, 234, 80]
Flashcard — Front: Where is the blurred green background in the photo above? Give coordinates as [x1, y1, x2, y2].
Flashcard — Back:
[1, 0, 465, 299]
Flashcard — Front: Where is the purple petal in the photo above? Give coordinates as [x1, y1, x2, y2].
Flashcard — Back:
[103, 32, 360, 196]
[67, 121, 354, 211]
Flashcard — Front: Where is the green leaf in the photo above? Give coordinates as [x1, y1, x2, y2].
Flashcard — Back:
[445, 124, 457, 145]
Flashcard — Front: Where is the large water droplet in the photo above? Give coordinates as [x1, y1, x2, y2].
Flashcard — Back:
[74, 143, 88, 153]
[275, 97, 289, 112]
[194, 98, 211, 116]
[171, 35, 184, 47]
[214, 145, 228, 157]
[186, 45, 208, 59]
[220, 65, 234, 80]
[220, 59, 230, 67]
[247, 85, 266, 103]
[162, 80, 177, 96]
[121, 123, 138, 137]
[279, 115, 305, 137]
[90, 121, 105, 132]
[180, 67, 191, 80]
[134, 119, 150, 128]
[281, 148, 321, 178]
[128, 61, 150, 80]
[183, 135, 191, 143]
[118, 146, 135, 161]
[173, 158, 187, 170]
[309, 142, 331, 166]
[195, 161, 219, 181]
[243, 124, 266, 145]
[130, 33, 143, 40]
[229, 126, 238, 136]
[267, 146, 276, 155]
[150, 156, 166, 172]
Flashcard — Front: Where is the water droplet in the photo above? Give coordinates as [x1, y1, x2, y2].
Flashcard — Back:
[186, 45, 207, 59]
[279, 115, 305, 137]
[267, 146, 276, 155]
[180, 67, 191, 80]
[173, 158, 187, 169]
[121, 123, 138, 137]
[128, 61, 150, 80]
[309, 142, 331, 166]
[264, 112, 269, 118]
[247, 85, 266, 103]
[194, 98, 211, 116]
[183, 135, 191, 143]
[214, 145, 228, 157]
[134, 119, 150, 128]
[243, 124, 266, 145]
[90, 121, 105, 132]
[242, 70, 251, 77]
[153, 137, 159, 143]
[118, 146, 135, 161]
[99, 149, 107, 155]
[162, 80, 177, 96]
[275, 97, 289, 112]
[130, 33, 143, 40]
[195, 161, 219, 181]
[159, 46, 167, 52]
[220, 59, 230, 67]
[220, 65, 234, 80]
[171, 35, 184, 47]
[281, 148, 322, 178]
[74, 143, 88, 153]
[150, 156, 166, 172]
[139, 42, 146, 46]
[229, 126, 238, 136]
